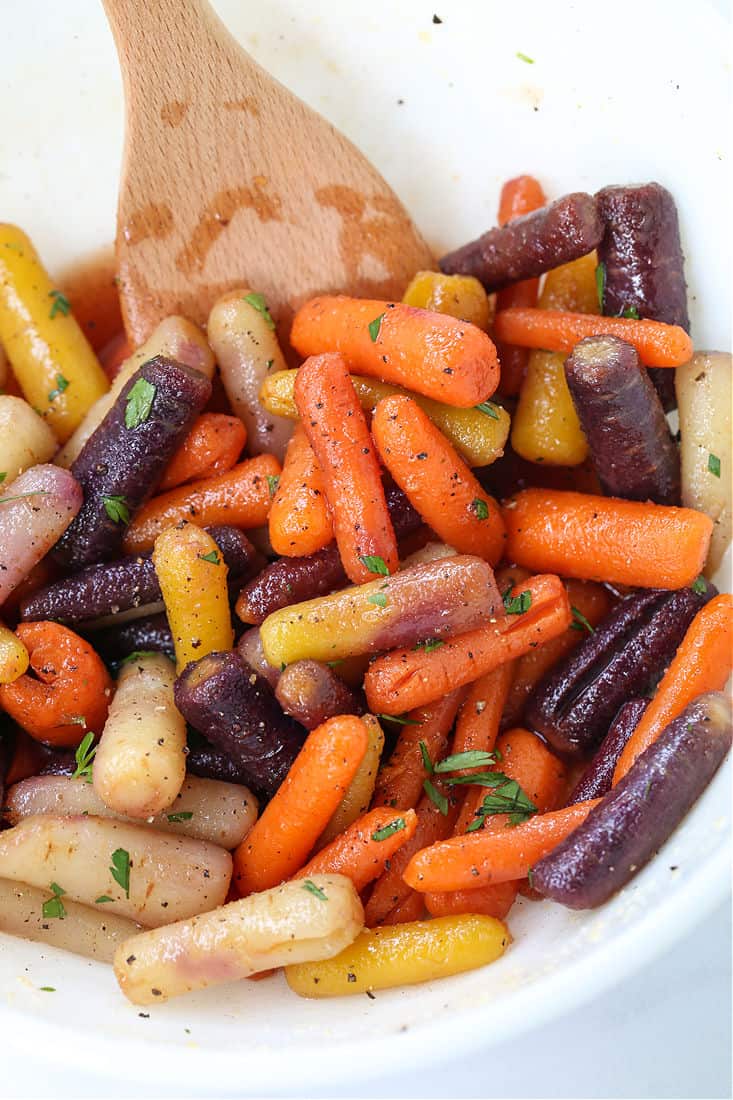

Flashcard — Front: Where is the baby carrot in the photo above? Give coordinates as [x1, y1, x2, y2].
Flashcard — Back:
[0, 622, 112, 747]
[371, 690, 466, 812]
[494, 175, 546, 395]
[452, 663, 515, 768]
[614, 594, 733, 782]
[268, 423, 334, 557]
[290, 296, 499, 407]
[493, 307, 693, 367]
[319, 714, 385, 845]
[159, 413, 247, 490]
[403, 799, 601, 892]
[365, 574, 571, 715]
[294, 354, 397, 583]
[503, 489, 713, 590]
[152, 523, 234, 673]
[122, 454, 281, 554]
[372, 395, 506, 564]
[381, 890, 425, 926]
[294, 807, 418, 892]
[365, 786, 459, 926]
[425, 881, 519, 920]
[233, 715, 369, 895]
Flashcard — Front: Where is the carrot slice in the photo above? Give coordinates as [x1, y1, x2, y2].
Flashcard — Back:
[159, 413, 246, 490]
[293, 807, 418, 893]
[294, 353, 397, 583]
[268, 423, 334, 557]
[291, 296, 499, 407]
[493, 308, 693, 367]
[372, 394, 506, 564]
[614, 593, 733, 782]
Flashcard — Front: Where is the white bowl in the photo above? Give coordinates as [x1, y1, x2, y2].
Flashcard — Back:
[0, 0, 730, 1093]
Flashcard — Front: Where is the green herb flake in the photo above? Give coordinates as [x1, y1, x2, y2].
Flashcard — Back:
[360, 554, 389, 576]
[71, 731, 96, 783]
[621, 305, 640, 319]
[708, 453, 721, 478]
[39, 986, 56, 992]
[435, 749, 499, 773]
[47, 374, 70, 402]
[413, 638, 444, 653]
[124, 378, 156, 429]
[516, 51, 535, 64]
[367, 592, 388, 608]
[42, 882, 67, 921]
[595, 262, 606, 310]
[691, 575, 708, 596]
[267, 474, 280, 497]
[266, 358, 275, 370]
[503, 587, 532, 615]
[473, 778, 537, 827]
[95, 895, 113, 904]
[166, 811, 194, 823]
[444, 770, 508, 788]
[368, 313, 386, 342]
[471, 498, 489, 521]
[423, 778, 449, 816]
[371, 817, 407, 843]
[198, 550, 220, 565]
[48, 289, 71, 319]
[243, 292, 275, 330]
[120, 650, 158, 666]
[375, 713, 420, 726]
[570, 606, 595, 634]
[419, 739, 434, 774]
[303, 879, 327, 901]
[0, 473, 5, 484]
[102, 495, 130, 525]
[110, 848, 131, 898]
[475, 401, 500, 420]
[0, 490, 51, 505]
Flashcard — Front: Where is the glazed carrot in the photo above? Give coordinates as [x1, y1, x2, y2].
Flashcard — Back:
[370, 690, 465, 811]
[4, 729, 50, 787]
[381, 889, 425, 926]
[503, 489, 713, 590]
[372, 395, 506, 564]
[494, 175, 546, 395]
[493, 308, 693, 368]
[365, 574, 571, 715]
[452, 663, 515, 768]
[0, 623, 29, 684]
[294, 354, 397, 583]
[425, 880, 518, 920]
[290, 296, 499, 407]
[268, 423, 334, 557]
[159, 413, 247, 491]
[233, 715, 369, 895]
[293, 807, 418, 892]
[0, 622, 112, 747]
[365, 786, 459, 926]
[122, 454, 281, 555]
[614, 594, 733, 782]
[403, 799, 601, 892]
[502, 580, 612, 728]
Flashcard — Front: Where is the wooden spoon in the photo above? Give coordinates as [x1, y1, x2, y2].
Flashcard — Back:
[103, 0, 433, 346]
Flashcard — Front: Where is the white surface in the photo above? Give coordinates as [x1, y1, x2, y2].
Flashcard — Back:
[0, 0, 731, 1096]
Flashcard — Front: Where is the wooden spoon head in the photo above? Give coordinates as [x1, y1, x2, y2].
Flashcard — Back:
[111, 8, 433, 346]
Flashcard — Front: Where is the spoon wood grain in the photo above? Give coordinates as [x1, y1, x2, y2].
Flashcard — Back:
[103, 0, 433, 346]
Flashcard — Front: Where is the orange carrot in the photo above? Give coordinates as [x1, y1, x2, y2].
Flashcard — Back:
[268, 423, 334, 557]
[503, 489, 713, 590]
[4, 729, 51, 786]
[293, 807, 418, 892]
[233, 715, 369, 895]
[370, 690, 465, 812]
[381, 889, 425, 925]
[403, 799, 601, 892]
[159, 413, 247, 490]
[614, 593, 733, 782]
[372, 395, 506, 564]
[495, 175, 546, 395]
[122, 454, 281, 555]
[294, 354, 397, 583]
[290, 296, 499, 407]
[365, 787, 459, 926]
[493, 307, 693, 367]
[365, 574, 571, 715]
[502, 579, 612, 727]
[452, 663, 515, 769]
[425, 881, 518, 920]
[0, 623, 112, 748]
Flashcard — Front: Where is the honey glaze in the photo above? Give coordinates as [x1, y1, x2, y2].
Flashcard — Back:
[56, 245, 124, 354]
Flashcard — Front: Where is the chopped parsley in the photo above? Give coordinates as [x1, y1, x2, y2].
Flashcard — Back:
[570, 606, 595, 634]
[372, 817, 406, 842]
[367, 592, 388, 608]
[466, 780, 537, 829]
[39, 986, 56, 992]
[360, 554, 389, 576]
[375, 713, 420, 726]
[423, 777, 449, 815]
[595, 262, 606, 310]
[71, 731, 96, 783]
[267, 474, 280, 497]
[95, 896, 113, 904]
[691, 575, 708, 596]
[102, 494, 130, 524]
[435, 749, 499, 773]
[198, 550, 220, 564]
[124, 378, 156, 429]
[110, 848, 131, 898]
[503, 587, 532, 615]
[413, 638, 444, 653]
[621, 305, 640, 319]
[121, 650, 157, 664]
[166, 811, 194, 823]
[42, 883, 67, 921]
[475, 401, 500, 420]
[243, 292, 275, 330]
[48, 289, 71, 319]
[419, 739, 434, 774]
[368, 313, 385, 342]
[471, 498, 489, 521]
[48, 374, 70, 402]
[708, 453, 721, 478]
[0, 491, 51, 505]
[516, 51, 534, 64]
[302, 879, 327, 901]
[0, 473, 5, 484]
